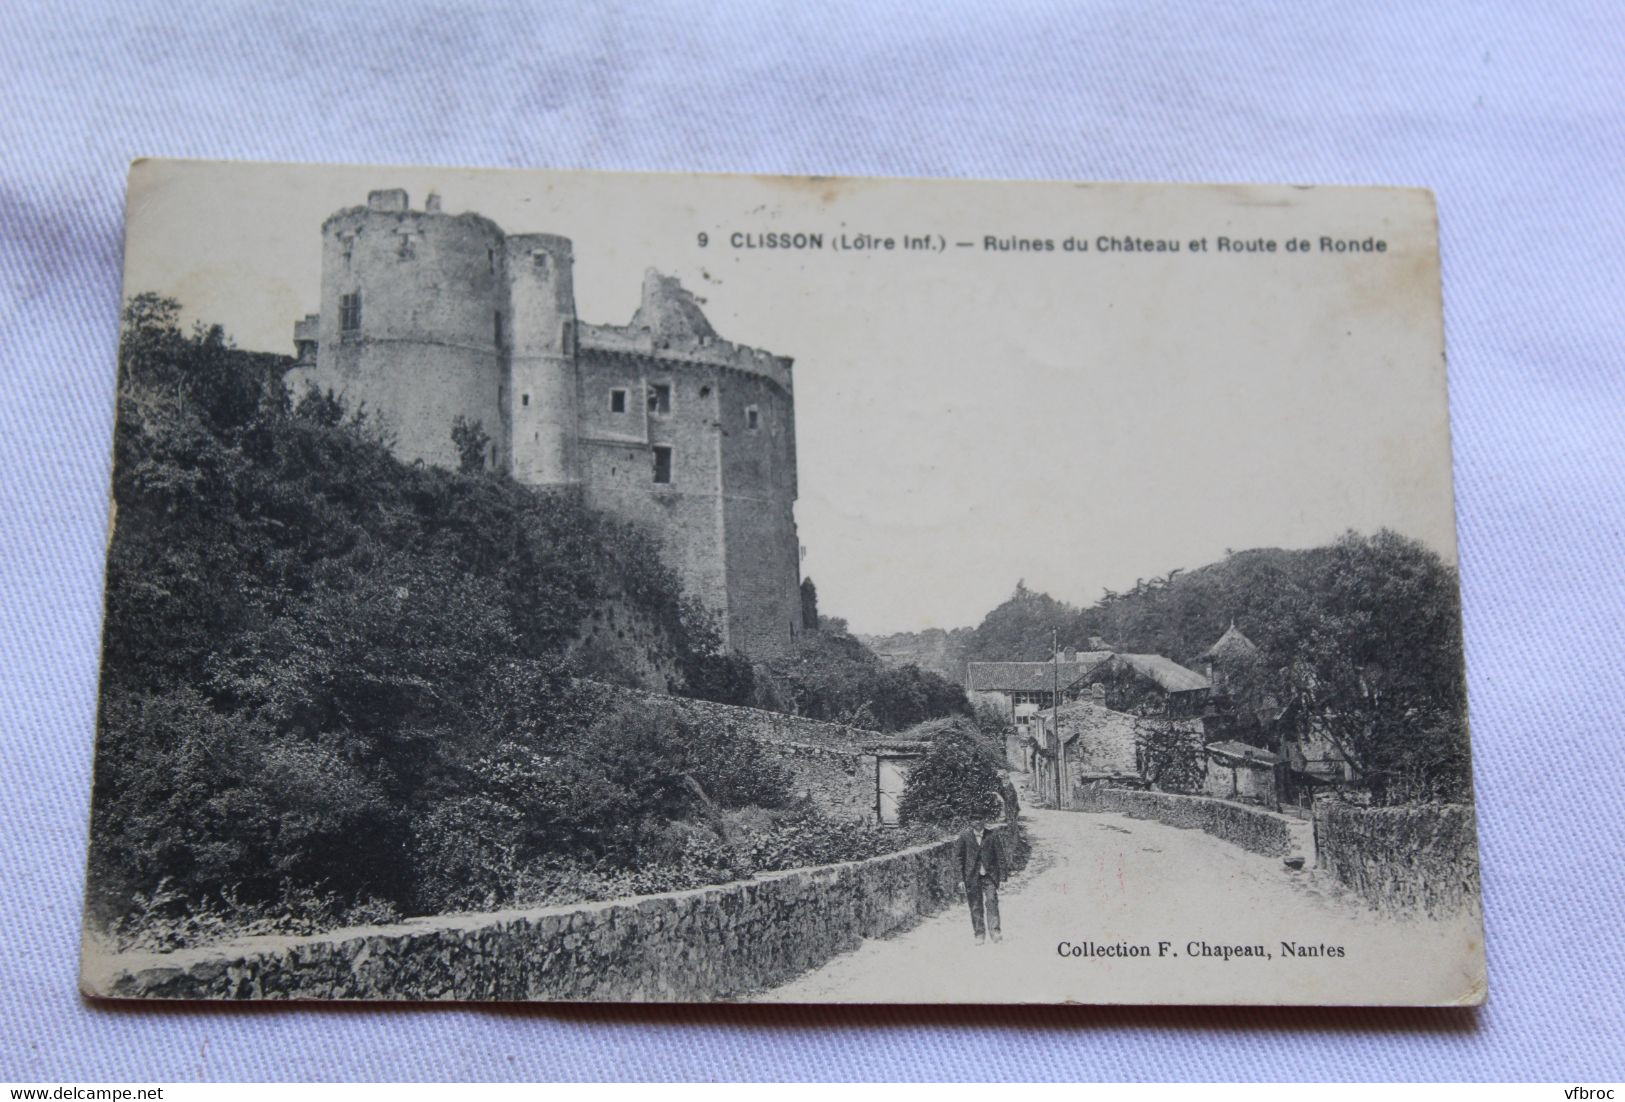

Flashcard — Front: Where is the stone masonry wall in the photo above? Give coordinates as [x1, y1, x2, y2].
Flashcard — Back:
[662, 693, 875, 751]
[661, 694, 880, 822]
[1072, 781, 1303, 858]
[94, 835, 965, 1002]
[1313, 801, 1481, 917]
[579, 686, 883, 822]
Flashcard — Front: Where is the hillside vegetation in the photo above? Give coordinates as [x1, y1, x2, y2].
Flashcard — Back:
[90, 297, 966, 948]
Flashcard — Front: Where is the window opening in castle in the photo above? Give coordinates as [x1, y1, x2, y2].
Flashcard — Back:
[746, 405, 760, 431]
[533, 251, 549, 273]
[521, 393, 530, 407]
[647, 383, 671, 416]
[339, 292, 361, 332]
[397, 231, 416, 260]
[610, 388, 627, 414]
[700, 385, 712, 398]
[652, 445, 673, 484]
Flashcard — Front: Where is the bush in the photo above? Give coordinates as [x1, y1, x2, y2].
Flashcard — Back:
[107, 877, 401, 954]
[898, 730, 1004, 824]
[750, 625, 972, 731]
[744, 806, 937, 871]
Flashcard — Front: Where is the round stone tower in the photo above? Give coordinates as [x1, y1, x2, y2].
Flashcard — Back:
[302, 189, 507, 469]
[504, 233, 580, 485]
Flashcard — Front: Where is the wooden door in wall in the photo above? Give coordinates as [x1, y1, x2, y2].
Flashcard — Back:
[876, 758, 911, 825]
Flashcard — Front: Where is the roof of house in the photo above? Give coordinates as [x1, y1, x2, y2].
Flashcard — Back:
[1206, 740, 1282, 766]
[1110, 653, 1212, 693]
[1198, 622, 1261, 664]
[966, 654, 1111, 693]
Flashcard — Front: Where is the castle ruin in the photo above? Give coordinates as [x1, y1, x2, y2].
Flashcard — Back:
[288, 188, 804, 656]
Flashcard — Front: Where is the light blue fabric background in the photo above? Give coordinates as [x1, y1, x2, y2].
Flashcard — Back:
[2, 0, 1621, 1082]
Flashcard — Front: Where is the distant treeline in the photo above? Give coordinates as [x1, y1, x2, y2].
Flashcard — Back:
[960, 540, 1471, 802]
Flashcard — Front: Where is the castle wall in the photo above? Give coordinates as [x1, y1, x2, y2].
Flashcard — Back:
[575, 347, 732, 632]
[289, 192, 805, 660]
[505, 233, 579, 485]
[717, 371, 803, 653]
[292, 202, 507, 470]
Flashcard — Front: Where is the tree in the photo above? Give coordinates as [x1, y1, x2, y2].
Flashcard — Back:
[1272, 531, 1469, 800]
[451, 416, 491, 474]
[1133, 715, 1204, 792]
[674, 600, 756, 706]
[898, 729, 1003, 824]
[799, 577, 819, 630]
[963, 581, 1079, 663]
[752, 623, 972, 732]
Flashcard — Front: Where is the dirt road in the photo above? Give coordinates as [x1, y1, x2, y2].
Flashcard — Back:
[756, 805, 1484, 1005]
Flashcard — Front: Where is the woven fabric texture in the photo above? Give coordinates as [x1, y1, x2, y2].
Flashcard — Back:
[2, 0, 1622, 1082]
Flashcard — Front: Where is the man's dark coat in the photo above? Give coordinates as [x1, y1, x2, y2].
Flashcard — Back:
[957, 826, 1009, 885]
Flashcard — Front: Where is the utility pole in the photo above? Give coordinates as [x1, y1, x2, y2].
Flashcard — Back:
[1052, 628, 1062, 807]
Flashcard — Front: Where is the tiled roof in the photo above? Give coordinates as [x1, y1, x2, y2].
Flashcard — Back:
[965, 654, 1109, 692]
[1198, 622, 1260, 663]
[1113, 653, 1211, 693]
[1206, 740, 1282, 766]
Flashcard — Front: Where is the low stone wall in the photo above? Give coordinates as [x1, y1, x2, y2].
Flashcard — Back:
[95, 834, 966, 1002]
[1072, 782, 1298, 857]
[1313, 801, 1480, 917]
[765, 740, 877, 822]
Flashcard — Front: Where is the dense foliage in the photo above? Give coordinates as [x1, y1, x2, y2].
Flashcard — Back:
[749, 624, 972, 731]
[960, 537, 1471, 802]
[897, 727, 1005, 824]
[89, 297, 831, 940]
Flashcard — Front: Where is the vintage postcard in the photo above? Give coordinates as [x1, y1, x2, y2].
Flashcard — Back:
[81, 160, 1485, 1005]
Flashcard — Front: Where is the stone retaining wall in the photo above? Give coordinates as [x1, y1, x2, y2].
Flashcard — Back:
[1313, 801, 1480, 917]
[661, 693, 877, 752]
[1072, 781, 1300, 857]
[658, 692, 882, 821]
[93, 834, 968, 1002]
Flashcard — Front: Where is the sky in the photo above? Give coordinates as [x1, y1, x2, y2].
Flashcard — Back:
[123, 160, 1459, 635]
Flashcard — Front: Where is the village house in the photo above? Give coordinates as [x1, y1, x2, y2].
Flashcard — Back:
[1055, 689, 1140, 776]
[965, 648, 1113, 728]
[1197, 621, 1259, 694]
[1191, 623, 1363, 810]
[969, 644, 1211, 792]
[1201, 739, 1285, 809]
[1080, 652, 1211, 717]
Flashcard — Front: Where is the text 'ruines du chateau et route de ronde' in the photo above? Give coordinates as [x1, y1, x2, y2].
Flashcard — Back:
[718, 230, 1392, 254]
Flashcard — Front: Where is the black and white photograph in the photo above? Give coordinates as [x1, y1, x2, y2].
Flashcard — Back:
[80, 160, 1485, 1005]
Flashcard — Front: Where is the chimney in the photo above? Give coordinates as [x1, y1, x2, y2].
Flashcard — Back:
[425, 192, 442, 213]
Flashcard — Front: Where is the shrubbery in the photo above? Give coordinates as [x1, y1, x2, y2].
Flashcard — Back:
[897, 725, 1005, 825]
[750, 624, 972, 732]
[90, 298, 782, 939]
[744, 806, 941, 871]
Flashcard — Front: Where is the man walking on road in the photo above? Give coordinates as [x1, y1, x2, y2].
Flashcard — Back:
[957, 814, 1010, 944]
